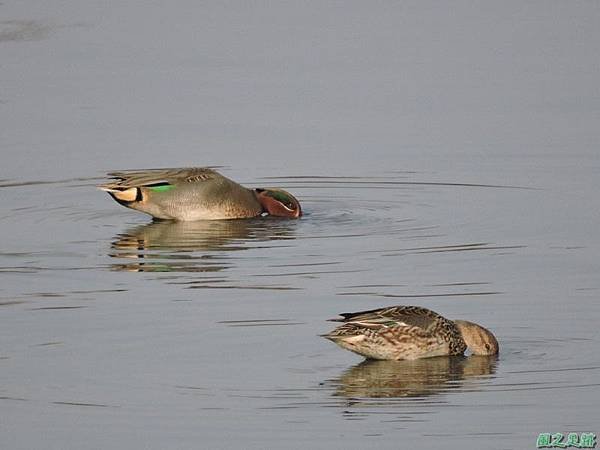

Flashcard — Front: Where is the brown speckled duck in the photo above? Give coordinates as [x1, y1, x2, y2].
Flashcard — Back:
[323, 305, 499, 360]
[99, 167, 302, 221]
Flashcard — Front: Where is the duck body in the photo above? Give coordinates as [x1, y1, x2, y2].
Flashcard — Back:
[99, 168, 301, 221]
[323, 305, 498, 361]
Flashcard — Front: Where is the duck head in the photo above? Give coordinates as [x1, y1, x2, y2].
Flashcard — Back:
[453, 320, 499, 356]
[255, 188, 302, 218]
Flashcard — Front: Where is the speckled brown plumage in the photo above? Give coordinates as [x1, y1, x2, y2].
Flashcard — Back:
[324, 305, 498, 360]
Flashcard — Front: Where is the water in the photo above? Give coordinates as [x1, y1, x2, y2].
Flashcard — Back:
[2, 2, 599, 449]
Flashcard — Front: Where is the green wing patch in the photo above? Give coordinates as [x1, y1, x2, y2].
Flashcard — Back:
[147, 184, 176, 193]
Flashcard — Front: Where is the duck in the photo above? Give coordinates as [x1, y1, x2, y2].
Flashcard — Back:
[323, 305, 498, 360]
[98, 167, 302, 221]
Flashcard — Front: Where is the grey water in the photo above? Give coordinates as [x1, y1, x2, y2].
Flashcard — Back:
[1, 2, 599, 449]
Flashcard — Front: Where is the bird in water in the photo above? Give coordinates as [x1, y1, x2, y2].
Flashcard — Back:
[323, 305, 498, 360]
[98, 167, 302, 221]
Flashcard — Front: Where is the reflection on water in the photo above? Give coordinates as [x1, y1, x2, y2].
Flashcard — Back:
[109, 218, 297, 273]
[1, 170, 597, 448]
[329, 356, 497, 399]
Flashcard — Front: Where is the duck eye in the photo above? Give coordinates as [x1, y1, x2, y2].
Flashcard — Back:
[485, 343, 491, 350]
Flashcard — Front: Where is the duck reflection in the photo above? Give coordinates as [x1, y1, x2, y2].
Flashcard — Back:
[330, 356, 497, 399]
[109, 218, 297, 272]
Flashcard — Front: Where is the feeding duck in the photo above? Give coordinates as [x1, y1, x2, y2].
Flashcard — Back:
[323, 305, 498, 360]
[99, 167, 302, 221]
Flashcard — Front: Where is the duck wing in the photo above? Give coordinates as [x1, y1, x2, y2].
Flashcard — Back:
[325, 306, 464, 359]
[102, 167, 223, 189]
[330, 305, 442, 331]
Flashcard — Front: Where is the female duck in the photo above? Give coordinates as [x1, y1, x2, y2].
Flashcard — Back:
[99, 167, 301, 221]
[323, 305, 499, 360]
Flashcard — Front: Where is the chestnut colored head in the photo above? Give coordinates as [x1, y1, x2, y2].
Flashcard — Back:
[453, 320, 499, 356]
[255, 188, 302, 218]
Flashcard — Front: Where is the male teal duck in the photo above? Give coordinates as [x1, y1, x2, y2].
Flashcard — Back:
[99, 167, 302, 221]
[323, 305, 498, 360]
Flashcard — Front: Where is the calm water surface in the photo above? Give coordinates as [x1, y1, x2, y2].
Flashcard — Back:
[2, 2, 600, 450]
